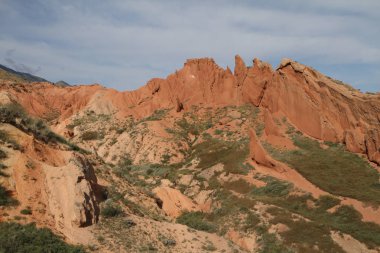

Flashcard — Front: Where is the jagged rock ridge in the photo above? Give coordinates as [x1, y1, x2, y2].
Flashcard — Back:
[1, 56, 379, 164]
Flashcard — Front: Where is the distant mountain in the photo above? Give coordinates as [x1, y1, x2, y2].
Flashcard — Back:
[54, 80, 70, 87]
[0, 63, 48, 83]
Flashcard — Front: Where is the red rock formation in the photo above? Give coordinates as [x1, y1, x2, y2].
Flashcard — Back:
[1, 56, 379, 164]
[249, 129, 276, 168]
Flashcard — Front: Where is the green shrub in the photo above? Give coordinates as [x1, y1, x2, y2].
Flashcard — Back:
[0, 129, 20, 150]
[0, 163, 7, 177]
[177, 211, 216, 232]
[258, 232, 293, 253]
[0, 222, 85, 252]
[0, 149, 6, 159]
[243, 212, 260, 232]
[20, 208, 32, 215]
[118, 156, 133, 168]
[81, 131, 100, 141]
[202, 242, 217, 251]
[0, 185, 18, 206]
[0, 103, 27, 123]
[316, 195, 341, 210]
[161, 153, 171, 164]
[101, 203, 123, 218]
[255, 123, 265, 137]
[214, 129, 223, 135]
[251, 177, 292, 197]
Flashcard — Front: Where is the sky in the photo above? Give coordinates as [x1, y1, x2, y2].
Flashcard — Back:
[0, 0, 379, 92]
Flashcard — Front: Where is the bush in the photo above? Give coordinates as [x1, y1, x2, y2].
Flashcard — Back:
[161, 154, 171, 164]
[0, 163, 7, 177]
[118, 156, 133, 168]
[243, 212, 260, 232]
[177, 211, 216, 232]
[316, 195, 341, 210]
[20, 208, 32, 215]
[0, 149, 6, 159]
[214, 129, 223, 135]
[81, 131, 99, 141]
[0, 222, 85, 252]
[0, 185, 18, 206]
[251, 177, 292, 197]
[0, 129, 20, 150]
[0, 103, 27, 124]
[101, 203, 123, 218]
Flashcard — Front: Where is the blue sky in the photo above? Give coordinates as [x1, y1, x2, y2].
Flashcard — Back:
[0, 0, 379, 92]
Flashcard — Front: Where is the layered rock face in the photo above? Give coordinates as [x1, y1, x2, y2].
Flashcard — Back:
[0, 121, 100, 242]
[44, 153, 100, 229]
[1, 56, 379, 164]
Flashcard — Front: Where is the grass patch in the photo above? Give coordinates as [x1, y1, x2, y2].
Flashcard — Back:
[0, 222, 85, 252]
[261, 192, 380, 248]
[248, 176, 380, 249]
[268, 207, 344, 253]
[255, 122, 265, 137]
[177, 211, 217, 232]
[264, 134, 380, 204]
[140, 109, 169, 122]
[114, 160, 180, 186]
[67, 112, 111, 130]
[191, 137, 250, 174]
[223, 179, 252, 194]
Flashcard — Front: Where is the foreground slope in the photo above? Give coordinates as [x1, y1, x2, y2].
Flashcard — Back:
[0, 56, 380, 252]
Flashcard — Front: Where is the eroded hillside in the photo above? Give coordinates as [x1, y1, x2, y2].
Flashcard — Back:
[0, 56, 380, 252]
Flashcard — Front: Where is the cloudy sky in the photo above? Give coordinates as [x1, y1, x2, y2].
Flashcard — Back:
[0, 1, 379, 92]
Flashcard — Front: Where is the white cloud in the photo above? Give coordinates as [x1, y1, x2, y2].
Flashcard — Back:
[0, 0, 379, 91]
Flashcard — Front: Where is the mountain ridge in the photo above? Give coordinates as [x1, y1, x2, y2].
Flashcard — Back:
[0, 63, 48, 83]
[1, 55, 379, 165]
